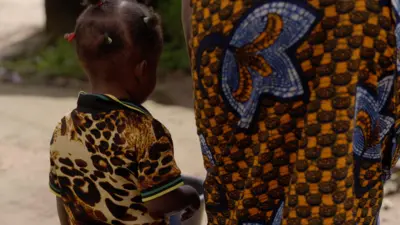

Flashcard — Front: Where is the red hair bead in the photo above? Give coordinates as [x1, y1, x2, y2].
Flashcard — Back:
[64, 33, 76, 42]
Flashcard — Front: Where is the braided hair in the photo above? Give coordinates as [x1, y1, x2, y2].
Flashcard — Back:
[74, 0, 162, 76]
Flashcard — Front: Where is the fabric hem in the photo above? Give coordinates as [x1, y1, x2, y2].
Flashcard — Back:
[141, 177, 184, 202]
[49, 182, 62, 198]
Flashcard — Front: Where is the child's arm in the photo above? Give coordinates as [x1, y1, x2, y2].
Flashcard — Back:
[56, 198, 70, 225]
[137, 120, 200, 220]
[49, 122, 70, 225]
[144, 185, 200, 219]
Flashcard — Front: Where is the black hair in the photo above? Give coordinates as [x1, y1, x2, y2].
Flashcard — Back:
[75, 0, 163, 75]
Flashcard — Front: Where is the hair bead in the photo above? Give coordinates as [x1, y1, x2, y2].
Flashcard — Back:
[83, 0, 105, 7]
[96, 0, 105, 6]
[104, 33, 113, 44]
[142, 15, 158, 28]
[64, 33, 76, 42]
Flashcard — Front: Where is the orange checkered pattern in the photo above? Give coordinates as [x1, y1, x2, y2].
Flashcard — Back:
[189, 0, 399, 225]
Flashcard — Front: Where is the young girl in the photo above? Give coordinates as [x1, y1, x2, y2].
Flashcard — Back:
[49, 0, 200, 224]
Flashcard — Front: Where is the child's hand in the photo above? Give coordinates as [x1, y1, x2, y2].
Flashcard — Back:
[181, 188, 201, 221]
[144, 185, 201, 219]
[181, 206, 196, 221]
[181, 208, 195, 221]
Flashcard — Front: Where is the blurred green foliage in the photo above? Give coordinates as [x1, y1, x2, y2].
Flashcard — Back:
[1, 1, 189, 79]
[1, 39, 84, 79]
[157, 1, 190, 72]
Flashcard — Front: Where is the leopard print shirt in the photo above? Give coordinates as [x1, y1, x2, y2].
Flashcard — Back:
[49, 93, 183, 225]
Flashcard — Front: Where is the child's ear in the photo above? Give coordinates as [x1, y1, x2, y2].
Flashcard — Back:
[135, 60, 148, 78]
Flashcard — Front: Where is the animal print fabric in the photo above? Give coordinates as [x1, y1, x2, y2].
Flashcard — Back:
[189, 0, 400, 224]
[49, 93, 183, 225]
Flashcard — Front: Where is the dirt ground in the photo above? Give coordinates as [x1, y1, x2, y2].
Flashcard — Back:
[0, 0, 400, 225]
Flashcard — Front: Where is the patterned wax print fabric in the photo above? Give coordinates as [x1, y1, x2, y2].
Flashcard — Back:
[189, 0, 400, 224]
[49, 93, 183, 225]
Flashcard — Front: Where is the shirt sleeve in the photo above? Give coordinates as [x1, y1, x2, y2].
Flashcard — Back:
[137, 119, 184, 202]
[49, 123, 62, 198]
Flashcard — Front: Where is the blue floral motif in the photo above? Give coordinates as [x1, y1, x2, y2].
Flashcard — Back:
[221, 2, 316, 128]
[393, 0, 400, 72]
[353, 76, 395, 159]
[390, 0, 400, 170]
[271, 201, 284, 225]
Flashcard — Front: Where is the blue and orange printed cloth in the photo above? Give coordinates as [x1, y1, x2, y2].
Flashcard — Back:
[189, 0, 400, 224]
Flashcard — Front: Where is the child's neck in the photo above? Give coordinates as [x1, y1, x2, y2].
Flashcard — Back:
[90, 83, 133, 102]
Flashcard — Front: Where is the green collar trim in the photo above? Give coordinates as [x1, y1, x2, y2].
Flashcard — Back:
[78, 91, 151, 116]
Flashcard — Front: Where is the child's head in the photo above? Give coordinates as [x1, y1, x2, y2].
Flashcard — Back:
[74, 0, 162, 103]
